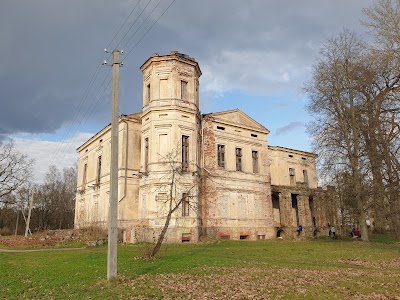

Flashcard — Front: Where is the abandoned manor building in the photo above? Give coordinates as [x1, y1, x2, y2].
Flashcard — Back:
[74, 51, 327, 243]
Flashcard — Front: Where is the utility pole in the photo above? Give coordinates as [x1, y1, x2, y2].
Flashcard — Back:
[14, 210, 19, 236]
[107, 49, 121, 280]
[25, 189, 34, 238]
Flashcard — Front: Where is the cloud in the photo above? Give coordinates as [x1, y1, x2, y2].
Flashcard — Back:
[275, 121, 304, 136]
[13, 132, 93, 183]
[0, 0, 374, 138]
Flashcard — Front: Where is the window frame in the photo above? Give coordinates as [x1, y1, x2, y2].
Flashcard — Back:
[182, 193, 189, 216]
[96, 156, 102, 185]
[236, 147, 242, 172]
[181, 80, 188, 100]
[252, 150, 259, 173]
[144, 137, 149, 173]
[182, 135, 189, 172]
[217, 144, 225, 168]
[289, 168, 296, 186]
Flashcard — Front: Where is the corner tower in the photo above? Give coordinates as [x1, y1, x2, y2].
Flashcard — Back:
[138, 51, 202, 243]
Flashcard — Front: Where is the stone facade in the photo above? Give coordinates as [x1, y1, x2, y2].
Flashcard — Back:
[75, 51, 325, 243]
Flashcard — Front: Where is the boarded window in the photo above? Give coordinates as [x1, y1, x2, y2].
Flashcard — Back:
[159, 134, 169, 158]
[289, 168, 295, 186]
[156, 193, 168, 217]
[252, 150, 259, 173]
[182, 135, 189, 171]
[96, 156, 102, 185]
[236, 148, 242, 171]
[144, 138, 149, 173]
[303, 170, 308, 185]
[141, 195, 147, 218]
[181, 80, 187, 100]
[217, 144, 225, 168]
[182, 193, 189, 216]
[218, 195, 228, 218]
[238, 196, 247, 219]
[160, 79, 168, 99]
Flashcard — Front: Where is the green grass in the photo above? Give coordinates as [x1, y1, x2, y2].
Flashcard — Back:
[1, 234, 399, 299]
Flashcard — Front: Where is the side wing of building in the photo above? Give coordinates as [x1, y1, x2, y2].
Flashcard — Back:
[74, 114, 142, 230]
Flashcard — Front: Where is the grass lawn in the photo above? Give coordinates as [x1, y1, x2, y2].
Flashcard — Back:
[0, 234, 399, 299]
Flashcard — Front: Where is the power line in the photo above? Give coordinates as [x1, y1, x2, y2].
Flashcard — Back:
[105, 0, 142, 51]
[123, 0, 177, 61]
[121, 0, 164, 51]
[116, 0, 154, 50]
[48, 0, 177, 168]
[48, 1, 146, 166]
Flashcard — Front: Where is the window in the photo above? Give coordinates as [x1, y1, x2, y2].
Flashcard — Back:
[182, 135, 189, 171]
[181, 233, 191, 243]
[251, 133, 257, 138]
[252, 150, 259, 173]
[217, 145, 225, 168]
[181, 80, 187, 100]
[146, 83, 151, 103]
[217, 126, 225, 130]
[96, 156, 102, 185]
[236, 148, 242, 171]
[144, 138, 149, 173]
[289, 168, 295, 186]
[182, 193, 189, 216]
[258, 235, 266, 240]
[82, 163, 87, 186]
[303, 170, 308, 185]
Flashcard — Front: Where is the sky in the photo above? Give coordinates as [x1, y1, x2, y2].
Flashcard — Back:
[0, 0, 375, 183]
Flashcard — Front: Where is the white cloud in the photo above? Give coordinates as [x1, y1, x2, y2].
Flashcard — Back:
[13, 132, 94, 183]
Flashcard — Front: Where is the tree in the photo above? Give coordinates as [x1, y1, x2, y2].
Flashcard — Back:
[0, 140, 34, 201]
[147, 151, 201, 258]
[305, 30, 370, 241]
[35, 165, 77, 230]
[363, 0, 400, 237]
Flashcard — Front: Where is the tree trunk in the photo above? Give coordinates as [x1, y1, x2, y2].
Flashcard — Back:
[150, 210, 173, 258]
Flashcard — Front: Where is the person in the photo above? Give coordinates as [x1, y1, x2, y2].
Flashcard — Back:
[331, 226, 337, 239]
[298, 225, 303, 237]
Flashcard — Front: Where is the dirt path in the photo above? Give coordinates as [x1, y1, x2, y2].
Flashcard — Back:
[0, 247, 85, 253]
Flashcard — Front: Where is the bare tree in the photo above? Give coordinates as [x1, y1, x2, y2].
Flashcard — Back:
[147, 151, 201, 258]
[306, 30, 370, 241]
[35, 165, 77, 230]
[363, 0, 400, 237]
[0, 140, 34, 201]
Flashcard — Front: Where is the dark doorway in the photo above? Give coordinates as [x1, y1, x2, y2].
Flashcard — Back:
[272, 193, 281, 225]
[291, 194, 299, 226]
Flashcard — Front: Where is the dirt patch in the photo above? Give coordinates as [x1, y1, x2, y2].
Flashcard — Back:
[121, 266, 400, 300]
[0, 227, 107, 247]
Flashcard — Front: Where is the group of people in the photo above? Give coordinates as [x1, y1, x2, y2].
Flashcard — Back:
[296, 224, 361, 239]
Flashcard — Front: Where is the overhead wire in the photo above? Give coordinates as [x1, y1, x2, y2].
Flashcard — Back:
[122, 0, 176, 62]
[48, 0, 177, 169]
[120, 0, 164, 52]
[47, 1, 145, 166]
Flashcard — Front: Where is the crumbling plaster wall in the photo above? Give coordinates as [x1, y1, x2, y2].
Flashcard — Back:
[201, 115, 274, 240]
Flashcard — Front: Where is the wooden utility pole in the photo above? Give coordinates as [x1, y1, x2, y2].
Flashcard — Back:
[14, 210, 19, 236]
[25, 190, 34, 238]
[107, 49, 120, 280]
